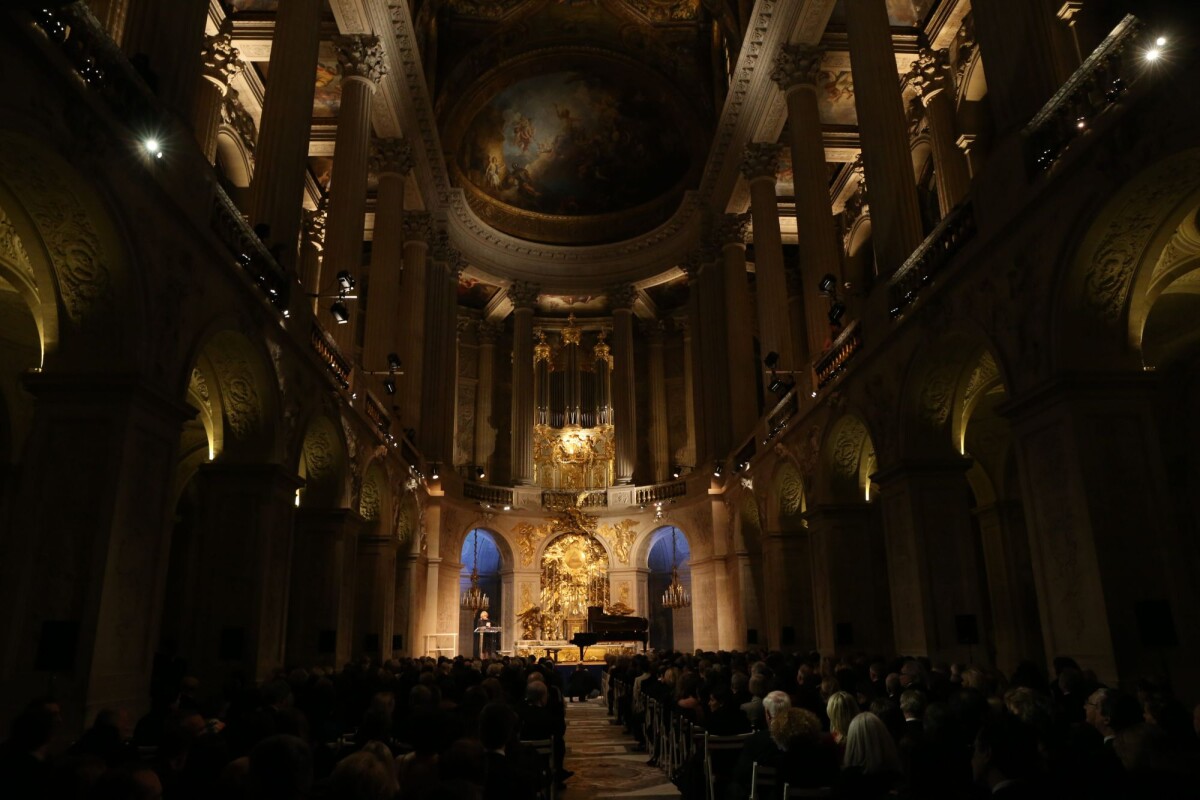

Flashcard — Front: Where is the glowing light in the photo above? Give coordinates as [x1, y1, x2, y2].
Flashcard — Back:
[1156, 36, 1167, 47]
[294, 489, 301, 507]
[1145, 48, 1161, 62]
[143, 138, 162, 158]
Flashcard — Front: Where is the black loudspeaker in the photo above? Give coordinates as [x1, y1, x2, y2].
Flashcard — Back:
[35, 620, 79, 672]
[747, 629, 759, 645]
[392, 634, 403, 651]
[782, 626, 796, 646]
[363, 633, 380, 653]
[219, 627, 245, 661]
[317, 630, 336, 655]
[1135, 600, 1178, 647]
[955, 614, 980, 646]
[836, 622, 855, 646]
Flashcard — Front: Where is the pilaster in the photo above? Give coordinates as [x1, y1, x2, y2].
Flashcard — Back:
[741, 143, 795, 386]
[509, 281, 540, 485]
[287, 508, 361, 668]
[609, 283, 639, 485]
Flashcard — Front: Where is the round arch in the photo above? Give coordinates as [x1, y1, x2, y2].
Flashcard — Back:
[298, 413, 351, 509]
[645, 525, 693, 652]
[359, 459, 395, 535]
[768, 460, 807, 532]
[814, 412, 877, 505]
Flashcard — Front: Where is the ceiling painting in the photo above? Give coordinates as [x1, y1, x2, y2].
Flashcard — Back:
[226, 0, 279, 12]
[537, 294, 609, 316]
[313, 59, 342, 118]
[458, 277, 502, 310]
[819, 70, 857, 126]
[830, 0, 922, 27]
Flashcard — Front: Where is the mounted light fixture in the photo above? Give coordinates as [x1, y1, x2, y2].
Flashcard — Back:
[383, 377, 396, 395]
[828, 302, 846, 324]
[430, 463, 440, 480]
[336, 270, 355, 292]
[474, 466, 486, 480]
[713, 462, 724, 477]
[330, 301, 350, 324]
[671, 465, 682, 479]
[763, 351, 780, 369]
[818, 273, 838, 295]
[387, 352, 402, 371]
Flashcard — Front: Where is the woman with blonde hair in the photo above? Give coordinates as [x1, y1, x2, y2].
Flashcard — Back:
[826, 691, 859, 745]
[839, 712, 901, 798]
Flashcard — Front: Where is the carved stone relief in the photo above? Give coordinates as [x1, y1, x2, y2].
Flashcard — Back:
[0, 206, 34, 280]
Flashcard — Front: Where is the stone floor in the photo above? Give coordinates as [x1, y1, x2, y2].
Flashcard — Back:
[559, 698, 680, 800]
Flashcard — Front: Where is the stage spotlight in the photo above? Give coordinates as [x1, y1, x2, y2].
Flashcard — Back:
[713, 462, 724, 477]
[671, 465, 682, 479]
[383, 377, 396, 395]
[769, 376, 787, 395]
[763, 351, 780, 369]
[474, 466, 486, 480]
[828, 302, 846, 323]
[818, 273, 837, 294]
[430, 464, 440, 480]
[143, 138, 163, 159]
[387, 352, 402, 371]
[336, 270, 355, 291]
[330, 301, 350, 324]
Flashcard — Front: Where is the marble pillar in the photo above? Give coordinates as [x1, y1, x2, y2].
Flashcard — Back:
[397, 213, 432, 432]
[761, 531, 816, 652]
[741, 143, 795, 384]
[677, 317, 699, 469]
[720, 214, 759, 442]
[806, 504, 893, 656]
[354, 532, 398, 660]
[193, 464, 302, 685]
[287, 509, 360, 668]
[845, 0, 925, 275]
[609, 284, 638, 485]
[909, 49, 971, 215]
[247, 0, 323, 268]
[773, 44, 845, 357]
[474, 321, 501, 478]
[394, 551, 420, 655]
[362, 139, 412, 401]
[975, 500, 1043, 673]
[874, 459, 990, 664]
[509, 282, 539, 485]
[971, 0, 1071, 134]
[0, 377, 189, 731]
[646, 321, 670, 482]
[193, 24, 244, 165]
[322, 35, 385, 350]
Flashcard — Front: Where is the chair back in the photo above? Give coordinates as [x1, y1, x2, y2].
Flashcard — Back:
[749, 761, 776, 800]
[781, 785, 834, 798]
[521, 738, 556, 800]
[704, 732, 751, 800]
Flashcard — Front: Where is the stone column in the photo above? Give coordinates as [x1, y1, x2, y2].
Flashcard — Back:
[193, 464, 302, 685]
[474, 321, 502, 477]
[322, 35, 386, 350]
[719, 214, 759, 442]
[247, 0, 324, 269]
[193, 24, 244, 164]
[362, 139, 412, 398]
[909, 49, 971, 215]
[0, 377, 189, 731]
[509, 281, 540, 485]
[709, 499, 740, 649]
[806, 504, 893, 656]
[394, 550, 420, 655]
[299, 203, 327, 305]
[354, 532, 398, 661]
[397, 213, 432, 432]
[844, 0, 925, 275]
[609, 283, 639, 485]
[975, 501, 1042, 674]
[1006, 376, 1200, 689]
[420, 239, 461, 462]
[676, 318, 699, 469]
[873, 459, 990, 664]
[122, 0, 208, 117]
[773, 44, 845, 357]
[682, 251, 725, 465]
[646, 321, 670, 482]
[971, 0, 1070, 134]
[760, 531, 816, 651]
[690, 556, 719, 651]
[741, 143, 795, 385]
[418, 504, 442, 654]
[287, 509, 360, 668]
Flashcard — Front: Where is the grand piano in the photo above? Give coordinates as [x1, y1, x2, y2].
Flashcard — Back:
[569, 606, 649, 661]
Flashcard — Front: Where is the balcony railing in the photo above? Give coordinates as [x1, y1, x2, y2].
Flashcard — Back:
[815, 320, 863, 389]
[364, 392, 391, 436]
[635, 481, 687, 505]
[310, 323, 351, 389]
[543, 490, 608, 510]
[888, 202, 976, 318]
[1024, 15, 1142, 175]
[463, 482, 515, 507]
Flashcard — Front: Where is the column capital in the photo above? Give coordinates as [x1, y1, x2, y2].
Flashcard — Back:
[334, 34, 387, 88]
[607, 283, 638, 311]
[370, 137, 413, 177]
[302, 202, 328, 250]
[402, 211, 433, 244]
[908, 48, 952, 104]
[431, 230, 464, 273]
[771, 43, 825, 93]
[740, 142, 785, 183]
[718, 212, 752, 247]
[508, 280, 541, 310]
[200, 26, 244, 93]
[477, 320, 503, 345]
[221, 89, 258, 151]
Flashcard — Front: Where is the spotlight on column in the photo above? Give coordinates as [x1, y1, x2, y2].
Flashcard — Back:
[713, 461, 724, 477]
[734, 460, 747, 472]
[383, 377, 396, 395]
[818, 273, 838, 295]
[768, 375, 786, 395]
[336, 270, 355, 291]
[387, 352, 402, 371]
[671, 465, 682, 479]
[330, 301, 350, 324]
[828, 302, 846, 324]
[474, 466, 486, 480]
[763, 351, 780, 369]
[430, 463, 440, 480]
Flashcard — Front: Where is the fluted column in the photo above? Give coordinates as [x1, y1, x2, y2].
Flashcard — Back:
[845, 0, 924, 275]
[397, 213, 432, 431]
[122, 0, 208, 116]
[741, 144, 795, 385]
[676, 317, 698, 469]
[609, 284, 639, 484]
[773, 45, 845, 358]
[646, 321, 670, 482]
[474, 321, 502, 477]
[420, 238, 461, 462]
[719, 214, 759, 440]
[194, 24, 244, 164]
[909, 49, 971, 215]
[509, 281, 540, 485]
[971, 0, 1070, 134]
[322, 35, 386, 350]
[247, 0, 323, 268]
[362, 139, 412, 399]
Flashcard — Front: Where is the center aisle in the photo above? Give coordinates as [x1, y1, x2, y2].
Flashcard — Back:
[559, 698, 680, 800]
